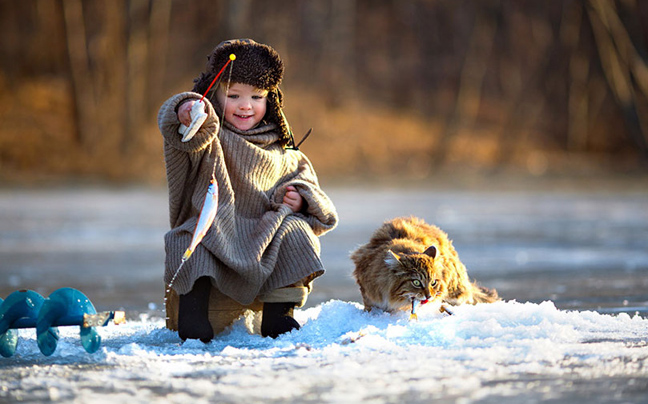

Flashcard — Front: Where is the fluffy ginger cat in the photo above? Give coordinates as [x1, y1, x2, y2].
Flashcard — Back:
[351, 217, 498, 314]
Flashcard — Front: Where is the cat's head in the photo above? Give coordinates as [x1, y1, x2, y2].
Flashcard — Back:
[385, 246, 444, 305]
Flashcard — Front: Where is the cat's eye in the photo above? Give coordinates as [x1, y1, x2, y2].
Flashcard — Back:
[431, 279, 438, 287]
[412, 280, 422, 287]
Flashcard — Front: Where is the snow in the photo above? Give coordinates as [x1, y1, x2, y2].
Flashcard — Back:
[2, 299, 647, 403]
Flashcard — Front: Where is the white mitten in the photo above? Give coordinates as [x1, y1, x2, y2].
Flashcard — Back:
[178, 100, 208, 142]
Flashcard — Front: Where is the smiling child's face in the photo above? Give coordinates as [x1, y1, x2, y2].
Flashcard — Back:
[216, 82, 268, 131]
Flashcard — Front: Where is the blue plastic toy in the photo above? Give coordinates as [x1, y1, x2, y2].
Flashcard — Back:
[0, 297, 20, 357]
[0, 288, 125, 357]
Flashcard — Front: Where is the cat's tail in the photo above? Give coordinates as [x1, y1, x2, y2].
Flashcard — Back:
[471, 283, 500, 303]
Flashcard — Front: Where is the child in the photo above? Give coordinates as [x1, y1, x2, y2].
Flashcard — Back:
[157, 39, 338, 341]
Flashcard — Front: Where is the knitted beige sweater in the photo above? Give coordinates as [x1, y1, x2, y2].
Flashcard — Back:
[158, 92, 338, 304]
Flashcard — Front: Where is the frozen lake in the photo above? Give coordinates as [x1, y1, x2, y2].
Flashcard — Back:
[0, 178, 647, 403]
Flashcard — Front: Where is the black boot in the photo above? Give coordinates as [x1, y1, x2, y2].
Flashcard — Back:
[178, 276, 213, 343]
[261, 302, 300, 338]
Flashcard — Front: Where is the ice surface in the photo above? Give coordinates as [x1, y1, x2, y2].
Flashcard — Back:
[1, 299, 647, 403]
[0, 182, 647, 402]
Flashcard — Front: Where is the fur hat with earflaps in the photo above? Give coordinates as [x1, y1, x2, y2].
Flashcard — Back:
[193, 39, 294, 147]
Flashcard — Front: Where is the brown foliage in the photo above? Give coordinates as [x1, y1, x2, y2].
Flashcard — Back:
[1, 1, 647, 184]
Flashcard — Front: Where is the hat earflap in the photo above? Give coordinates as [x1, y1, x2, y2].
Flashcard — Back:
[266, 88, 294, 148]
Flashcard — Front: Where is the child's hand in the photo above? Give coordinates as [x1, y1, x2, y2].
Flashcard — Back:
[177, 100, 195, 126]
[283, 186, 303, 213]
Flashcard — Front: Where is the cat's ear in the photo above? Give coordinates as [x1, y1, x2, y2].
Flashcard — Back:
[385, 250, 402, 269]
[423, 245, 437, 258]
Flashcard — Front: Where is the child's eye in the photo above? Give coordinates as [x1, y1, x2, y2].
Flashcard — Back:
[228, 94, 239, 99]
[252, 95, 265, 100]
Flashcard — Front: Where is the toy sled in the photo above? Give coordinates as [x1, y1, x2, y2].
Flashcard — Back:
[165, 286, 262, 335]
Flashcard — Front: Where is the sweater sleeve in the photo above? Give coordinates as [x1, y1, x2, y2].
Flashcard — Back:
[158, 92, 222, 228]
[157, 92, 220, 153]
[274, 153, 338, 236]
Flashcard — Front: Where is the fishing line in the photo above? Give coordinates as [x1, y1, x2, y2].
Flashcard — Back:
[200, 54, 235, 104]
[212, 55, 235, 179]
[163, 54, 235, 320]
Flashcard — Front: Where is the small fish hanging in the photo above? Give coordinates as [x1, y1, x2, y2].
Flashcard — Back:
[182, 178, 219, 262]
[165, 177, 219, 295]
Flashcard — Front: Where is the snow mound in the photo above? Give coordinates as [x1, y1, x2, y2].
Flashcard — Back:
[2, 300, 648, 404]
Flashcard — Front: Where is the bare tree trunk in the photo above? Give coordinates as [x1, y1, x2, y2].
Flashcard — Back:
[148, 0, 172, 110]
[62, 0, 98, 149]
[487, 4, 562, 168]
[96, 0, 127, 162]
[586, 0, 648, 158]
[434, 6, 497, 165]
[124, 0, 150, 154]
[563, 2, 590, 152]
[227, 0, 252, 38]
[323, 0, 356, 104]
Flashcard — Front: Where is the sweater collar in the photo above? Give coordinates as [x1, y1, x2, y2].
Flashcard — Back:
[222, 119, 280, 147]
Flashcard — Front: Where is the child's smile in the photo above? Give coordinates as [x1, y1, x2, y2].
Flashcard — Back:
[217, 82, 268, 131]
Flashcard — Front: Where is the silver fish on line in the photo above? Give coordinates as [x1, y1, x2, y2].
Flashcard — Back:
[165, 178, 219, 295]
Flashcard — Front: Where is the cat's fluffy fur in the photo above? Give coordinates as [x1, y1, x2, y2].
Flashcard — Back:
[351, 217, 498, 313]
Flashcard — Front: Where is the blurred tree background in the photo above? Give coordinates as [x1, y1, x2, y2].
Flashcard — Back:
[1, 0, 647, 184]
